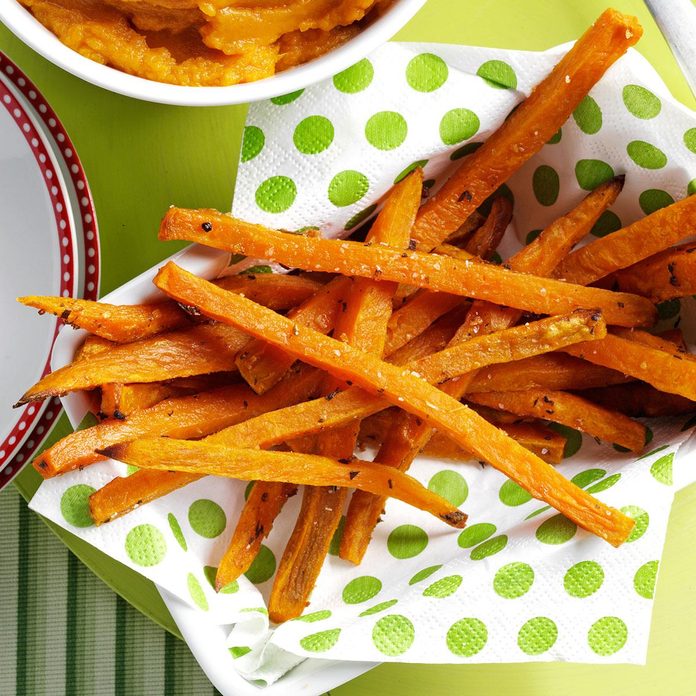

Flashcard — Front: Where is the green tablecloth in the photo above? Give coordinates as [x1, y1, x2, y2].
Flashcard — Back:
[1, 0, 696, 693]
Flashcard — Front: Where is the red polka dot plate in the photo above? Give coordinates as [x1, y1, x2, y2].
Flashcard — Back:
[0, 52, 100, 488]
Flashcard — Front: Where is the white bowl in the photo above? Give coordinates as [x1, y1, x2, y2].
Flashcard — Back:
[0, 0, 426, 106]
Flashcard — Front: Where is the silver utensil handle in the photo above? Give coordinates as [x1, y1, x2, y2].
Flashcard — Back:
[644, 0, 696, 99]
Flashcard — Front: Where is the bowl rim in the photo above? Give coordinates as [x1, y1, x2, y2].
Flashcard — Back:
[0, 0, 427, 106]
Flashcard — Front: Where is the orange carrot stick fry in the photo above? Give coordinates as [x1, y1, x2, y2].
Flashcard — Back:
[235, 276, 351, 394]
[152, 262, 634, 547]
[457, 196, 512, 260]
[563, 333, 696, 401]
[37, 364, 322, 478]
[17, 323, 250, 405]
[358, 411, 566, 465]
[102, 439, 468, 529]
[99, 382, 179, 420]
[215, 482, 297, 591]
[384, 203, 508, 357]
[386, 305, 469, 365]
[410, 9, 641, 249]
[467, 389, 647, 452]
[383, 292, 465, 358]
[443, 210, 486, 246]
[578, 383, 696, 418]
[160, 207, 655, 327]
[612, 242, 696, 302]
[468, 353, 630, 393]
[17, 296, 186, 343]
[89, 470, 201, 525]
[18, 275, 321, 342]
[553, 195, 696, 284]
[269, 170, 420, 623]
[612, 327, 696, 362]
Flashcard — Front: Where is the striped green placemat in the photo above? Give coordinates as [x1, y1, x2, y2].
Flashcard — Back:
[0, 486, 221, 696]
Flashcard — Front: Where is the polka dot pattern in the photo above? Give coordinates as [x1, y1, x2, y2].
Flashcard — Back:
[256, 176, 297, 213]
[294, 116, 334, 154]
[494, 563, 534, 599]
[188, 499, 227, 538]
[439, 108, 480, 145]
[372, 615, 415, 656]
[406, 53, 448, 92]
[125, 524, 167, 567]
[343, 576, 382, 604]
[518, 617, 557, 655]
[60, 485, 96, 528]
[447, 618, 487, 657]
[244, 544, 276, 584]
[333, 59, 374, 93]
[588, 617, 628, 656]
[365, 111, 408, 150]
[387, 525, 428, 559]
[573, 96, 603, 134]
[328, 170, 369, 207]
[564, 561, 604, 598]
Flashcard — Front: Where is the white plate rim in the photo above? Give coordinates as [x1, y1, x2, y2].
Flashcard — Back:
[0, 51, 101, 488]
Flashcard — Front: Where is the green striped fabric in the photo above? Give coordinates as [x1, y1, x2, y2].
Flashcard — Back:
[0, 486, 221, 696]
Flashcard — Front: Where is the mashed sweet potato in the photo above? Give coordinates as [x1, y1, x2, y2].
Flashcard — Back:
[19, 0, 389, 86]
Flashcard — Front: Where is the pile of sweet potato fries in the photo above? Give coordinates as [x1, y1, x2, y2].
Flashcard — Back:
[17, 9, 696, 623]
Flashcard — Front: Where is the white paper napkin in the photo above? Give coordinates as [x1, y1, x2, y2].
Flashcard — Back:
[31, 41, 696, 686]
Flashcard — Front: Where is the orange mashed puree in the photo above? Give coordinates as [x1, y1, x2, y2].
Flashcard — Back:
[19, 0, 391, 86]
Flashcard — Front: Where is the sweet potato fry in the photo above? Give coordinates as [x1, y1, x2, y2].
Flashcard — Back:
[658, 329, 688, 353]
[358, 411, 566, 465]
[216, 482, 297, 591]
[17, 296, 186, 343]
[18, 275, 321, 343]
[341, 180, 624, 562]
[160, 208, 655, 327]
[577, 382, 696, 418]
[74, 335, 113, 361]
[36, 364, 322, 477]
[456, 196, 512, 260]
[101, 439, 468, 529]
[270, 170, 420, 623]
[235, 276, 351, 394]
[443, 210, 485, 246]
[99, 382, 180, 420]
[467, 389, 647, 452]
[554, 195, 696, 284]
[410, 310, 606, 384]
[86, 310, 606, 527]
[612, 242, 696, 302]
[89, 470, 201, 525]
[612, 327, 696, 362]
[564, 333, 696, 401]
[514, 176, 625, 273]
[17, 323, 251, 405]
[427, 422, 566, 465]
[468, 354, 630, 393]
[216, 273, 323, 309]
[384, 293, 466, 357]
[384, 204, 501, 357]
[410, 9, 641, 249]
[153, 262, 634, 546]
[387, 305, 469, 365]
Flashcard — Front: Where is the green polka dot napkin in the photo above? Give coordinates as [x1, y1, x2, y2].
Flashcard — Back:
[30, 41, 696, 686]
